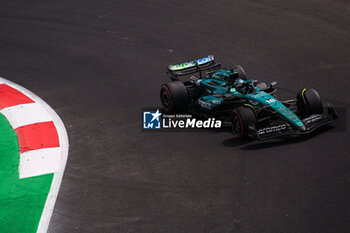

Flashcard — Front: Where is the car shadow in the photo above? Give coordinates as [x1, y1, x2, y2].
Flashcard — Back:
[222, 137, 254, 147]
[222, 125, 336, 150]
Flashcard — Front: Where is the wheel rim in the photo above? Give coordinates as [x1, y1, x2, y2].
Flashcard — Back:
[232, 112, 242, 137]
[161, 89, 171, 111]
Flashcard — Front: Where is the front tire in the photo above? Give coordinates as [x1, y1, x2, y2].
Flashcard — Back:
[231, 106, 256, 139]
[160, 81, 188, 113]
[296, 88, 323, 115]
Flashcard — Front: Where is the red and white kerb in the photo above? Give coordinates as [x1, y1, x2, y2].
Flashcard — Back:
[0, 83, 62, 179]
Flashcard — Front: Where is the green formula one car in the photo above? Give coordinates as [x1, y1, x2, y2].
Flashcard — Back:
[160, 55, 338, 140]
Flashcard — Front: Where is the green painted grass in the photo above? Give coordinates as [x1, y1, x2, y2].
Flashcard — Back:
[0, 113, 53, 233]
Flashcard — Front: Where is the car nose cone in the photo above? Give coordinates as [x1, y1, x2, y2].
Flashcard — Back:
[298, 125, 306, 131]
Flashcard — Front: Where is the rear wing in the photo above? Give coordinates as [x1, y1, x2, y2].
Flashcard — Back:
[167, 55, 221, 80]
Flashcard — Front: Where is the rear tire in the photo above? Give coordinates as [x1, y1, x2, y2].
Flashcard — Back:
[160, 81, 188, 113]
[296, 88, 323, 115]
[231, 106, 256, 139]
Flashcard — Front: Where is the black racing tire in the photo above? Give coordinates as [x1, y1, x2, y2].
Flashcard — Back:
[231, 106, 256, 140]
[296, 88, 323, 115]
[232, 65, 248, 80]
[160, 81, 188, 113]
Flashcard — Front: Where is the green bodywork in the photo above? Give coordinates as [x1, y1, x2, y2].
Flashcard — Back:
[195, 70, 305, 128]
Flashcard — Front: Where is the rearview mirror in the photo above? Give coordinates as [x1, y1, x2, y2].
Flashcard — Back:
[270, 81, 277, 87]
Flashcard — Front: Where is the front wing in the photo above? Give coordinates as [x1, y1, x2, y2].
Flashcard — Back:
[248, 103, 338, 140]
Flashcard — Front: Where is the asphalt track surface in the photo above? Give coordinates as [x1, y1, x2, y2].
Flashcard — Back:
[1, 1, 350, 232]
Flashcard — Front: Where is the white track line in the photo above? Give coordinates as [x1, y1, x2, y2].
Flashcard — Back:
[0, 77, 69, 233]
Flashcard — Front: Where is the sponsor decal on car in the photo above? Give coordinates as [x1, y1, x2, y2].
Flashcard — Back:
[257, 123, 291, 135]
[303, 114, 323, 125]
[211, 99, 221, 104]
[168, 55, 214, 71]
[198, 99, 212, 110]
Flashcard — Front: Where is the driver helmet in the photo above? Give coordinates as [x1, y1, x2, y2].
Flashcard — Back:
[234, 79, 246, 93]
[234, 79, 244, 86]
